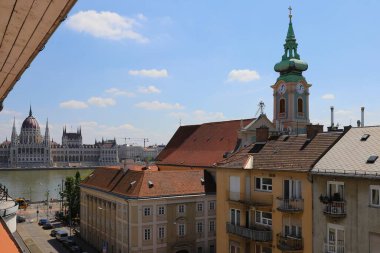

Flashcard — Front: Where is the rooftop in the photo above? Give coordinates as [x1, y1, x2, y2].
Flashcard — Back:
[313, 126, 380, 177]
[156, 118, 253, 167]
[0, 218, 21, 253]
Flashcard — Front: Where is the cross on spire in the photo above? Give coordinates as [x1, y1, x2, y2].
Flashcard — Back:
[288, 6, 292, 21]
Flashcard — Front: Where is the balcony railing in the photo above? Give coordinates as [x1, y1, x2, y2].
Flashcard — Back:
[277, 198, 304, 213]
[228, 191, 272, 207]
[324, 242, 345, 253]
[277, 233, 303, 251]
[323, 201, 346, 218]
[226, 222, 272, 242]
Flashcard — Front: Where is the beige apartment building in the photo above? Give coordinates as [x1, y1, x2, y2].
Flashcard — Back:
[80, 167, 216, 253]
[312, 126, 380, 253]
[216, 126, 342, 253]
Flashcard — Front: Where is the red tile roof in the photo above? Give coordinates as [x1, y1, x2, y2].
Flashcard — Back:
[218, 132, 342, 171]
[0, 218, 22, 253]
[81, 167, 215, 198]
[156, 119, 253, 167]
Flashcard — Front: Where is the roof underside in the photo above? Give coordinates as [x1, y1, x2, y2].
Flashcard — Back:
[0, 0, 77, 106]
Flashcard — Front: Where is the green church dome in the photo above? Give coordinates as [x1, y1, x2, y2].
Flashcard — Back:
[274, 8, 308, 82]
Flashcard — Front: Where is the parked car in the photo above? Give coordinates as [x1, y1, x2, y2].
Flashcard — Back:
[56, 230, 69, 241]
[42, 222, 53, 229]
[38, 218, 48, 226]
[16, 215, 26, 223]
[50, 228, 61, 237]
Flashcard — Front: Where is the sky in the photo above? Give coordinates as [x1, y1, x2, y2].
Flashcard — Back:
[2, 0, 380, 145]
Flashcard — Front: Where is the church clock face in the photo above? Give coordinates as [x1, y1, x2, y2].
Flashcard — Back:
[296, 83, 305, 94]
[278, 83, 286, 95]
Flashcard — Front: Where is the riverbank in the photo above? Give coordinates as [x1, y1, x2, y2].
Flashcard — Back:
[0, 166, 114, 171]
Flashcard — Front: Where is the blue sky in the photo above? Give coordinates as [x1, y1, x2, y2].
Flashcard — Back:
[2, 0, 380, 145]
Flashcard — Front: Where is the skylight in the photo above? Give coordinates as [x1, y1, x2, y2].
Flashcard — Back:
[248, 144, 265, 153]
[367, 155, 378, 164]
[361, 134, 370, 141]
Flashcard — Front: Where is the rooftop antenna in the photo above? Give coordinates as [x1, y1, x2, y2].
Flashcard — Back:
[255, 101, 265, 117]
[179, 118, 182, 126]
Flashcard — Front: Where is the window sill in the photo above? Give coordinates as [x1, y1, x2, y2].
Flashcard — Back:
[254, 189, 272, 193]
[369, 204, 380, 208]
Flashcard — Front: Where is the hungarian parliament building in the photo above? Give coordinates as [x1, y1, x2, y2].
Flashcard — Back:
[0, 108, 119, 168]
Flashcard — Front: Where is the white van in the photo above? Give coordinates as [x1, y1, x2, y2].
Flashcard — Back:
[56, 230, 68, 241]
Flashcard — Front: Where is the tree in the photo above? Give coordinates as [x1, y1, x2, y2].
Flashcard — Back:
[63, 171, 81, 223]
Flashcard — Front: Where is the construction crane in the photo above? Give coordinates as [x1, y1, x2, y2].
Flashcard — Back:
[119, 137, 149, 148]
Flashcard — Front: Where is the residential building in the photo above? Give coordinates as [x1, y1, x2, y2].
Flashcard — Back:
[312, 126, 380, 253]
[80, 167, 216, 253]
[216, 126, 342, 253]
[0, 107, 119, 168]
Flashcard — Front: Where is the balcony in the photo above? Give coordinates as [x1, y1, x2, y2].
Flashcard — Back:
[324, 242, 345, 253]
[323, 201, 346, 218]
[277, 233, 303, 252]
[226, 222, 272, 242]
[277, 198, 304, 213]
[228, 191, 273, 207]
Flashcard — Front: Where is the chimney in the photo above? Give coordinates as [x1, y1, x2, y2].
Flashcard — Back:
[344, 125, 352, 133]
[306, 124, 324, 139]
[330, 106, 334, 127]
[357, 120, 361, 127]
[256, 126, 269, 142]
[361, 107, 365, 127]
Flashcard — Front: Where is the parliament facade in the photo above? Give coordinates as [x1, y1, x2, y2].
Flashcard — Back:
[0, 107, 119, 168]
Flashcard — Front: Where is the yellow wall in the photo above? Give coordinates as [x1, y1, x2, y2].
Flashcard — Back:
[216, 168, 313, 253]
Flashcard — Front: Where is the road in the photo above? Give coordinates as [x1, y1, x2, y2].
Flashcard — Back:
[16, 203, 96, 253]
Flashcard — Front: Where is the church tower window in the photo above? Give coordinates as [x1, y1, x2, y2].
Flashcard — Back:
[298, 98, 303, 113]
[280, 99, 286, 114]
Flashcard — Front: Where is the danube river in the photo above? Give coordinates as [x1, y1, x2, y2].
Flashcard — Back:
[0, 169, 93, 202]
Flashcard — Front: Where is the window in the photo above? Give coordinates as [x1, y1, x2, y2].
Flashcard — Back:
[255, 210, 272, 226]
[209, 220, 215, 232]
[280, 99, 285, 114]
[178, 224, 185, 236]
[144, 228, 151, 240]
[178, 204, 185, 213]
[255, 177, 272, 192]
[209, 201, 215, 211]
[361, 134, 370, 141]
[230, 208, 240, 225]
[229, 176, 240, 200]
[197, 247, 203, 253]
[197, 203, 203, 212]
[197, 221, 203, 233]
[158, 206, 165, 215]
[210, 245, 215, 253]
[284, 225, 302, 238]
[158, 226, 165, 239]
[143, 207, 151, 216]
[370, 185, 380, 207]
[297, 98, 303, 113]
[284, 179, 302, 199]
[230, 244, 240, 253]
[367, 155, 378, 164]
[255, 245, 272, 253]
[327, 223, 344, 253]
[327, 181, 344, 201]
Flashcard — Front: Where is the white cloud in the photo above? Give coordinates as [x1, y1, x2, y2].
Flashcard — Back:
[129, 69, 168, 78]
[138, 85, 161, 94]
[60, 100, 88, 109]
[87, 97, 116, 107]
[106, 88, 135, 97]
[227, 69, 260, 82]
[137, 13, 147, 21]
[66, 10, 148, 43]
[322, 93, 335, 100]
[135, 101, 183, 110]
[192, 110, 226, 122]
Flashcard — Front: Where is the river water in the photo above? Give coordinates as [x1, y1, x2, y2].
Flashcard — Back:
[0, 169, 93, 202]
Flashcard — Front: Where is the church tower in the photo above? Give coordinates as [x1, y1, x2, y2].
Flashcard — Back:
[272, 7, 310, 134]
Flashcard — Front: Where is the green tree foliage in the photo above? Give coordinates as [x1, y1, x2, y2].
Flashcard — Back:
[64, 171, 81, 221]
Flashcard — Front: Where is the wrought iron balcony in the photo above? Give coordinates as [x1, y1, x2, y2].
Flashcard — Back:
[228, 191, 272, 207]
[277, 233, 303, 252]
[324, 242, 345, 253]
[277, 198, 304, 213]
[226, 222, 272, 242]
[323, 201, 346, 218]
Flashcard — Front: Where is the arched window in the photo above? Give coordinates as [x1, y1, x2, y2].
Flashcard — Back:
[280, 99, 285, 114]
[298, 98, 303, 113]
